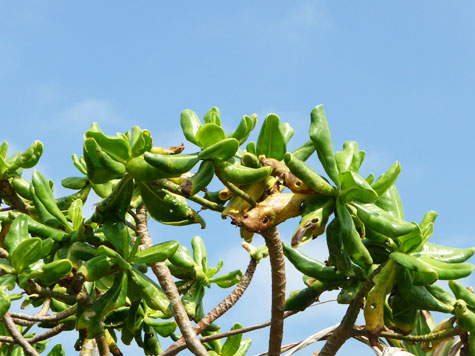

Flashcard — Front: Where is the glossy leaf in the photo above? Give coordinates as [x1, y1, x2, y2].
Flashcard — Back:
[256, 114, 286, 160]
[310, 105, 340, 186]
[4, 214, 29, 254]
[203, 107, 221, 126]
[195, 123, 225, 148]
[371, 161, 401, 196]
[340, 171, 378, 203]
[198, 138, 239, 161]
[131, 241, 179, 264]
[221, 323, 243, 356]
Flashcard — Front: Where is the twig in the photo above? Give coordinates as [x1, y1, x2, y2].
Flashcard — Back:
[194, 310, 298, 350]
[10, 304, 77, 323]
[352, 326, 460, 342]
[25, 282, 88, 305]
[215, 170, 256, 208]
[2, 313, 40, 356]
[0, 322, 69, 344]
[134, 205, 209, 356]
[96, 333, 111, 356]
[154, 179, 224, 212]
[260, 226, 286, 356]
[162, 258, 258, 356]
[11, 298, 52, 327]
[318, 263, 387, 356]
[125, 220, 137, 232]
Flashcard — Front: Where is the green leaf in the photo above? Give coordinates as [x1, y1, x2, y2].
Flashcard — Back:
[279, 122, 294, 144]
[32, 170, 72, 231]
[221, 323, 243, 356]
[203, 107, 221, 126]
[246, 142, 256, 155]
[85, 123, 131, 162]
[371, 161, 401, 196]
[131, 241, 179, 264]
[68, 198, 83, 230]
[309, 105, 340, 186]
[4, 214, 29, 254]
[390, 252, 438, 285]
[340, 171, 378, 203]
[10, 238, 42, 273]
[47, 344, 65, 356]
[256, 114, 286, 160]
[181, 109, 202, 145]
[227, 115, 256, 145]
[209, 270, 242, 288]
[233, 338, 252, 356]
[335, 141, 365, 173]
[195, 123, 225, 148]
[205, 259, 223, 279]
[198, 138, 239, 161]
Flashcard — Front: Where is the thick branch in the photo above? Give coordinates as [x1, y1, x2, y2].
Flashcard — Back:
[0, 179, 29, 213]
[2, 313, 40, 356]
[260, 226, 286, 356]
[318, 263, 386, 356]
[79, 339, 96, 356]
[352, 326, 460, 342]
[135, 205, 209, 356]
[163, 258, 258, 356]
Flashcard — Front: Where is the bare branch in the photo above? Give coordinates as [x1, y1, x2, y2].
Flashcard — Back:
[79, 339, 96, 356]
[0, 179, 30, 213]
[135, 204, 209, 356]
[0, 322, 69, 344]
[10, 304, 77, 323]
[163, 258, 258, 356]
[319, 263, 387, 356]
[96, 333, 111, 356]
[2, 313, 40, 356]
[260, 226, 286, 356]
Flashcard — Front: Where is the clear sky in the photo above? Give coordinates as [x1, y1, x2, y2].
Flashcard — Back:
[1, 1, 475, 355]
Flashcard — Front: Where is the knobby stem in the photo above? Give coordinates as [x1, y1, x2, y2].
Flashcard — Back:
[260, 226, 286, 356]
[135, 204, 210, 356]
[162, 258, 258, 356]
[319, 262, 387, 356]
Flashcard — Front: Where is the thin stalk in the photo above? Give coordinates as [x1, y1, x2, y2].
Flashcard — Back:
[352, 326, 460, 342]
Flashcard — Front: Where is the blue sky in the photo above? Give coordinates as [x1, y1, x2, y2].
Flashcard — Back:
[1, 1, 475, 355]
